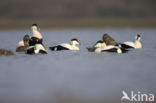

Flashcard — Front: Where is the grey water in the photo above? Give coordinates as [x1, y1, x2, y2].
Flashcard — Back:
[0, 28, 156, 103]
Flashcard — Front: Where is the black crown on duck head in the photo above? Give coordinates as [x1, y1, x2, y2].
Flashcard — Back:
[96, 40, 104, 43]
[137, 34, 141, 37]
[71, 38, 79, 42]
[32, 24, 38, 27]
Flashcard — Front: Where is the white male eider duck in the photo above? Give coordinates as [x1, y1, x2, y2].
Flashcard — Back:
[29, 24, 43, 45]
[95, 45, 128, 54]
[88, 41, 128, 54]
[49, 38, 81, 51]
[119, 34, 142, 49]
[87, 40, 106, 52]
[26, 44, 47, 54]
[16, 35, 30, 52]
[26, 24, 47, 54]
[26, 35, 47, 54]
[25, 24, 47, 54]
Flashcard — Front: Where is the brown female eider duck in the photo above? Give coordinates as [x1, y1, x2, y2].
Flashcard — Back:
[16, 34, 30, 52]
[0, 49, 14, 56]
[102, 33, 117, 45]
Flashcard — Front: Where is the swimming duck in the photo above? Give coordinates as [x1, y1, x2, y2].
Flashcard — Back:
[88, 41, 128, 54]
[49, 38, 81, 51]
[16, 35, 30, 52]
[87, 40, 106, 52]
[26, 36, 47, 54]
[30, 24, 43, 45]
[31, 24, 42, 39]
[26, 24, 47, 54]
[0, 49, 14, 56]
[119, 34, 142, 49]
[26, 44, 47, 54]
[103, 33, 117, 45]
[95, 45, 128, 54]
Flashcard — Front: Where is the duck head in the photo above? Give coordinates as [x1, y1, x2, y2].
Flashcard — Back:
[94, 40, 106, 48]
[136, 34, 141, 41]
[70, 38, 81, 46]
[31, 24, 39, 31]
[23, 34, 30, 47]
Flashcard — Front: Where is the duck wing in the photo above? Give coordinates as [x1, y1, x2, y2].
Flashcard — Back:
[49, 44, 70, 51]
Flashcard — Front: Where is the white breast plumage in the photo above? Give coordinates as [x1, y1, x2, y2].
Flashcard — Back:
[33, 30, 42, 39]
[17, 41, 24, 47]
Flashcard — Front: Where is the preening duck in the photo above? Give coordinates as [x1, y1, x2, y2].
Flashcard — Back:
[119, 34, 142, 49]
[0, 49, 14, 56]
[49, 38, 81, 51]
[88, 41, 128, 54]
[102, 33, 117, 45]
[16, 35, 30, 52]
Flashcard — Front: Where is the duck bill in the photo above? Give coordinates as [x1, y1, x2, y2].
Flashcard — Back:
[78, 41, 81, 45]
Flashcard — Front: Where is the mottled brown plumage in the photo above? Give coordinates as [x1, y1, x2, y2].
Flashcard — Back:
[16, 35, 30, 52]
[87, 47, 96, 52]
[0, 49, 14, 56]
[103, 33, 117, 45]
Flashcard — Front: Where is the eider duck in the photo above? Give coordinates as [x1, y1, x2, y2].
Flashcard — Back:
[119, 34, 142, 49]
[103, 33, 117, 45]
[87, 40, 106, 52]
[30, 24, 43, 44]
[95, 45, 128, 54]
[88, 41, 128, 54]
[49, 38, 81, 51]
[26, 35, 47, 54]
[26, 24, 47, 54]
[16, 35, 30, 52]
[0, 49, 14, 56]
[26, 44, 47, 54]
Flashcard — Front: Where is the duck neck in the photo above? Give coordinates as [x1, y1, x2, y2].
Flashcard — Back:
[135, 40, 142, 48]
[32, 29, 42, 39]
[71, 44, 77, 47]
[24, 41, 29, 47]
[70, 41, 76, 47]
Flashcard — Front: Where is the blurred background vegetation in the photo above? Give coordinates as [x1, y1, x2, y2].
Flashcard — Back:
[0, 0, 156, 28]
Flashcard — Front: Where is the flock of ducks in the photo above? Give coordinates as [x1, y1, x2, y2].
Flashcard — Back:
[0, 24, 142, 56]
[87, 34, 142, 53]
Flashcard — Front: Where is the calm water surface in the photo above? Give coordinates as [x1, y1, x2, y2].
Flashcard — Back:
[0, 28, 156, 103]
